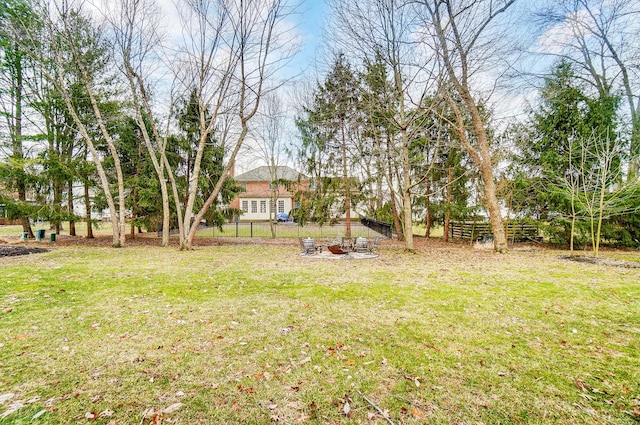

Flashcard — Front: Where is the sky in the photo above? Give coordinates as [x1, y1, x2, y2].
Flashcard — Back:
[151, 0, 327, 79]
[291, 0, 327, 76]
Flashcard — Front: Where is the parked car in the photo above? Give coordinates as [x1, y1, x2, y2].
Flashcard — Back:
[276, 212, 290, 222]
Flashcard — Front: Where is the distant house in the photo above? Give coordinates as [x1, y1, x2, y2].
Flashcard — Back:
[229, 166, 308, 221]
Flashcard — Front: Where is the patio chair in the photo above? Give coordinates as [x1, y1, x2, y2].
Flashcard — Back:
[366, 236, 381, 254]
[355, 237, 368, 253]
[300, 237, 316, 255]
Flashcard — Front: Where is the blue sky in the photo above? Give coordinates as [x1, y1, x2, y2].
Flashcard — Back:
[290, 0, 327, 75]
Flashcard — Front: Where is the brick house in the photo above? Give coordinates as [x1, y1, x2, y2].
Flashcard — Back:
[229, 166, 308, 221]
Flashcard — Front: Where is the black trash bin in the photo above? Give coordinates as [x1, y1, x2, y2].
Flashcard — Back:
[36, 229, 46, 241]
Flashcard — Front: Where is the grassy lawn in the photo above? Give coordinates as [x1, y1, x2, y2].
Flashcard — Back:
[0, 242, 638, 424]
[0, 223, 113, 239]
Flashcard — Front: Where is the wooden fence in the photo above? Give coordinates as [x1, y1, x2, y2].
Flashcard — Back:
[449, 221, 540, 243]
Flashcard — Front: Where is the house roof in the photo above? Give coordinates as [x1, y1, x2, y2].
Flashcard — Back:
[234, 166, 307, 182]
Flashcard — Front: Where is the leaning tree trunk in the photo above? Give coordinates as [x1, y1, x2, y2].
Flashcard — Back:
[461, 92, 508, 253]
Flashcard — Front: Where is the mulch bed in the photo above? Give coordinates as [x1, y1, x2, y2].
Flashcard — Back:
[0, 245, 50, 257]
[560, 255, 640, 268]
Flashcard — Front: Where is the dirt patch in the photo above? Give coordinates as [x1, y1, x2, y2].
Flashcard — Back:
[560, 255, 640, 268]
[0, 245, 49, 257]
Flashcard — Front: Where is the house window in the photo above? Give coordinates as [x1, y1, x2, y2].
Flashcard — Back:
[260, 200, 267, 213]
[270, 199, 275, 213]
[278, 200, 285, 213]
[269, 183, 279, 191]
[239, 183, 247, 191]
[251, 200, 257, 214]
[241, 200, 248, 213]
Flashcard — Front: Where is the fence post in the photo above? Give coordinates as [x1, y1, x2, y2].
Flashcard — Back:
[250, 222, 253, 238]
[235, 221, 238, 238]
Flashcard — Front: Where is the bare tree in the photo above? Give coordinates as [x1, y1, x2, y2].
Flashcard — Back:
[577, 132, 628, 257]
[176, 0, 297, 249]
[6, 1, 130, 246]
[104, 0, 176, 247]
[250, 91, 289, 238]
[330, 0, 440, 249]
[414, 0, 517, 253]
[103, 0, 296, 249]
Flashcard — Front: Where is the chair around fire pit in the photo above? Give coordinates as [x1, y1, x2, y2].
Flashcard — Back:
[299, 237, 317, 255]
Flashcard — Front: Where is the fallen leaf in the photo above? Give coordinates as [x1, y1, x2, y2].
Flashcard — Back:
[343, 401, 351, 416]
[13, 334, 28, 340]
[411, 408, 424, 418]
[575, 379, 588, 392]
[268, 404, 278, 410]
[85, 411, 96, 421]
[367, 411, 377, 420]
[99, 409, 114, 418]
[162, 403, 183, 414]
[299, 356, 311, 365]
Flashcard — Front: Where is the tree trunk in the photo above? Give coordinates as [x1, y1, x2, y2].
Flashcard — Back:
[12, 48, 33, 239]
[53, 180, 62, 235]
[385, 133, 404, 241]
[426, 0, 511, 253]
[342, 125, 351, 237]
[443, 166, 452, 242]
[400, 128, 414, 249]
[68, 180, 76, 236]
[479, 163, 507, 252]
[460, 92, 508, 252]
[84, 180, 94, 239]
[425, 177, 432, 238]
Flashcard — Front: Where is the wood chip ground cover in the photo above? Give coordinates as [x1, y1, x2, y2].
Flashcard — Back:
[0, 240, 638, 424]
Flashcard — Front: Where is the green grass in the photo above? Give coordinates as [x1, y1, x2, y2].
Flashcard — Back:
[1, 243, 638, 424]
[0, 222, 113, 238]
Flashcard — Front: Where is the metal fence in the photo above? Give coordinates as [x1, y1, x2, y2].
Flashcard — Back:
[201, 222, 387, 239]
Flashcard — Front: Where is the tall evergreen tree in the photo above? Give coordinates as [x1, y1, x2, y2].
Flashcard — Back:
[0, 0, 38, 237]
[296, 54, 361, 234]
